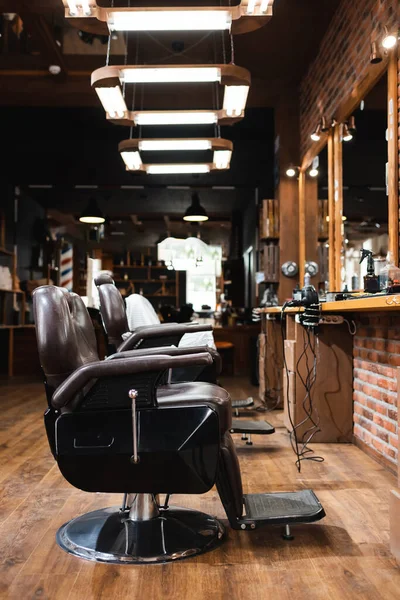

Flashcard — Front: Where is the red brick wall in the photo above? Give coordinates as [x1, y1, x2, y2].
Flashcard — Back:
[353, 312, 399, 467]
[299, 0, 399, 158]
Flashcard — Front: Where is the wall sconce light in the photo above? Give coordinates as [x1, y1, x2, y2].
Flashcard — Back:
[342, 122, 353, 142]
[285, 166, 298, 177]
[370, 41, 383, 64]
[310, 117, 328, 142]
[347, 115, 356, 135]
[382, 28, 398, 50]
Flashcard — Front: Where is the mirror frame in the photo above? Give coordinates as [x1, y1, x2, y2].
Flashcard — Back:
[300, 46, 398, 292]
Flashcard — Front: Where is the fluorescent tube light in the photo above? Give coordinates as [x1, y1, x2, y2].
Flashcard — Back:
[134, 112, 218, 126]
[108, 10, 232, 32]
[213, 150, 232, 170]
[139, 139, 212, 152]
[121, 151, 143, 171]
[223, 85, 249, 117]
[146, 164, 210, 175]
[95, 86, 127, 119]
[120, 67, 221, 84]
[67, 1, 92, 16]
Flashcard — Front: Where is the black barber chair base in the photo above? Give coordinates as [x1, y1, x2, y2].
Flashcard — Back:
[232, 489, 325, 534]
[57, 499, 225, 564]
[230, 419, 275, 445]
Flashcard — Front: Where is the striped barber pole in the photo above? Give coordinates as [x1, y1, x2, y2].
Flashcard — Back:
[60, 244, 73, 291]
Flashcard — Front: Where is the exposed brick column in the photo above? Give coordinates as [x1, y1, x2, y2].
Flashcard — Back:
[353, 313, 399, 468]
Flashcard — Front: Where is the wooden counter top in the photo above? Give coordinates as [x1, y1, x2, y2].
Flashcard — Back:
[261, 294, 400, 314]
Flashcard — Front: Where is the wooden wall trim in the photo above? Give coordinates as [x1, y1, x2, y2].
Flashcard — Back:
[328, 131, 335, 291]
[387, 48, 399, 265]
[333, 124, 343, 291]
[298, 170, 306, 286]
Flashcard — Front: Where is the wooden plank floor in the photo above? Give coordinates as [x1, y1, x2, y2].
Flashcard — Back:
[1, 377, 400, 600]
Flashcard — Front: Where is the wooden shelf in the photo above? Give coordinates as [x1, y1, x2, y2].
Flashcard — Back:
[114, 278, 175, 284]
[0, 247, 13, 256]
[113, 264, 168, 269]
[0, 289, 24, 294]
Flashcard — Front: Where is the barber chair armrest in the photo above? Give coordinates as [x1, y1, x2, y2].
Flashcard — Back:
[118, 322, 213, 352]
[107, 345, 222, 375]
[51, 352, 213, 410]
[107, 345, 221, 373]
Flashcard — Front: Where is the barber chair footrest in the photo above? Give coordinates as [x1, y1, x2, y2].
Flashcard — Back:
[234, 490, 325, 530]
[230, 419, 275, 435]
[231, 397, 254, 409]
[57, 505, 225, 564]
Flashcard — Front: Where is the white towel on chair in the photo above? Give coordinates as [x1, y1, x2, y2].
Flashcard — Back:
[124, 293, 215, 349]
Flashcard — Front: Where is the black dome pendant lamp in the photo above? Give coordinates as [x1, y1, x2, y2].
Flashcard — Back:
[79, 198, 105, 224]
[183, 192, 209, 222]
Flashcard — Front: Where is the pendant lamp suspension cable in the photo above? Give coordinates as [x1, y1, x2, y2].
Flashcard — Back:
[212, 32, 221, 138]
[220, 0, 227, 65]
[129, 31, 140, 139]
[229, 0, 235, 64]
[105, 0, 114, 66]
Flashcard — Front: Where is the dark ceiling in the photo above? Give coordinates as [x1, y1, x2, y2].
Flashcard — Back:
[0, 0, 342, 108]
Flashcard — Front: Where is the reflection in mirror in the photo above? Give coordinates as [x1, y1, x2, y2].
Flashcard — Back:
[342, 72, 388, 292]
[316, 146, 329, 296]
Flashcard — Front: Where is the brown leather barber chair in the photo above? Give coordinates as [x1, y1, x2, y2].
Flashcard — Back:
[94, 273, 210, 354]
[33, 285, 325, 565]
[95, 273, 220, 384]
[96, 275, 276, 442]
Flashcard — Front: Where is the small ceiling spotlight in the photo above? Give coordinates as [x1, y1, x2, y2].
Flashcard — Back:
[285, 166, 298, 177]
[370, 41, 383, 64]
[382, 28, 398, 50]
[48, 64, 61, 76]
[79, 198, 105, 224]
[309, 167, 319, 177]
[183, 192, 209, 222]
[342, 123, 353, 142]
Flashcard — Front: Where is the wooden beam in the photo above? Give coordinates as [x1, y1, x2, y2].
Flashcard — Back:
[327, 130, 335, 291]
[387, 47, 399, 266]
[19, 13, 68, 77]
[333, 124, 343, 291]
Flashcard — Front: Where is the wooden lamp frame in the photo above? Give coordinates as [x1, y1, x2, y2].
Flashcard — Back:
[118, 137, 233, 173]
[91, 63, 251, 126]
[62, 1, 274, 36]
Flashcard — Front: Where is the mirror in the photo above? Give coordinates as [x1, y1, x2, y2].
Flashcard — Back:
[341, 71, 388, 291]
[316, 145, 329, 294]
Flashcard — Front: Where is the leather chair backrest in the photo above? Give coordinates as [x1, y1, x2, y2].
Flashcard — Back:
[33, 286, 99, 394]
[95, 275, 129, 348]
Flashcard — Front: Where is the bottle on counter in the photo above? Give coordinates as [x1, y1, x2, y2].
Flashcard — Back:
[380, 251, 400, 292]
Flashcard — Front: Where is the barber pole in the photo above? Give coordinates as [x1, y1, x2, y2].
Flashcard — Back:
[60, 244, 73, 291]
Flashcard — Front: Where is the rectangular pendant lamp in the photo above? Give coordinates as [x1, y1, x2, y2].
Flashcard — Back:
[63, 2, 274, 33]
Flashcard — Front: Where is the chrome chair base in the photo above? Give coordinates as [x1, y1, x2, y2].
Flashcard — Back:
[56, 505, 225, 564]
